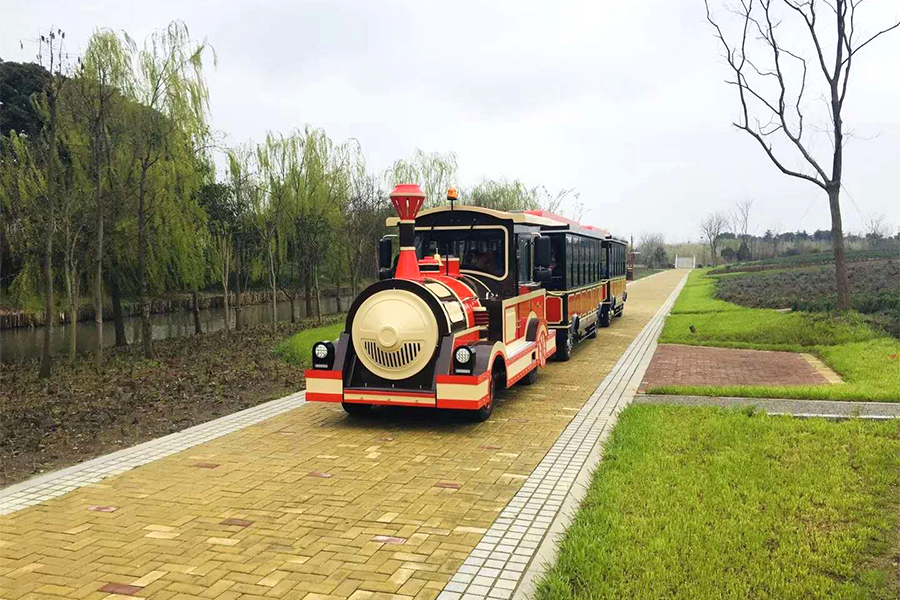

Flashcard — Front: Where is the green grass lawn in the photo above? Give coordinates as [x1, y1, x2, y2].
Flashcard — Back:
[653, 270, 900, 401]
[273, 321, 344, 368]
[535, 405, 900, 600]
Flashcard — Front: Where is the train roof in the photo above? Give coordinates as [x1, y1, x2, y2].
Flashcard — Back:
[386, 205, 627, 244]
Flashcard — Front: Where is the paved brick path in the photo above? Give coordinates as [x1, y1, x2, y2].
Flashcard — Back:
[638, 343, 834, 392]
[0, 271, 686, 600]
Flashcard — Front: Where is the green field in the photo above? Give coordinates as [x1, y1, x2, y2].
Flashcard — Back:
[653, 270, 900, 401]
[713, 259, 900, 338]
[273, 322, 344, 368]
[535, 405, 900, 600]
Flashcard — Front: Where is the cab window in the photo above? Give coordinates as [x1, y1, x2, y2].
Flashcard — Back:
[415, 228, 506, 277]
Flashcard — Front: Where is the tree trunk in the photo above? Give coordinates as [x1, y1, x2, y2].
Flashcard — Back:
[304, 272, 313, 318]
[192, 290, 202, 334]
[234, 242, 243, 331]
[269, 250, 277, 334]
[314, 264, 322, 324]
[40, 81, 60, 379]
[111, 275, 126, 346]
[40, 217, 54, 379]
[289, 295, 296, 324]
[66, 264, 77, 364]
[138, 170, 152, 358]
[335, 273, 343, 313]
[828, 186, 851, 310]
[349, 253, 358, 297]
[221, 254, 230, 336]
[94, 195, 104, 370]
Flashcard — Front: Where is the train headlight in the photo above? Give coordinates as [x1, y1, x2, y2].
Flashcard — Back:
[455, 347, 472, 364]
[312, 341, 335, 369]
[453, 346, 475, 374]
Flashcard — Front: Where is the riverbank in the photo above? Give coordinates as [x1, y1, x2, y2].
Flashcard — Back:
[0, 283, 363, 329]
[0, 315, 343, 487]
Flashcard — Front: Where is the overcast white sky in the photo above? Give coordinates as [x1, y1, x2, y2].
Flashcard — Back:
[2, 0, 898, 242]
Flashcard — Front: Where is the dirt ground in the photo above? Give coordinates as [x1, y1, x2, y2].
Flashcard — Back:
[0, 315, 341, 487]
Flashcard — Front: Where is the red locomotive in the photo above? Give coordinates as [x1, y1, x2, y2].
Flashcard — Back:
[305, 184, 628, 421]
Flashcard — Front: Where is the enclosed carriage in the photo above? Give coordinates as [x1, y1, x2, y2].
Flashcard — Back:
[305, 184, 628, 421]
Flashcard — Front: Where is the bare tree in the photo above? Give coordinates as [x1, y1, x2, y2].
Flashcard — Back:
[638, 232, 668, 268]
[732, 199, 755, 260]
[732, 199, 754, 241]
[705, 0, 899, 309]
[863, 212, 887, 248]
[700, 212, 730, 266]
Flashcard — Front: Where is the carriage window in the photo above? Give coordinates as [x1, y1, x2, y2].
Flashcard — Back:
[575, 237, 583, 287]
[415, 228, 506, 277]
[550, 235, 565, 279]
[602, 243, 608, 279]
[567, 235, 574, 288]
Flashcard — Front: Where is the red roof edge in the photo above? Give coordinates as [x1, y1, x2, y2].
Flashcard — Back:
[525, 210, 611, 238]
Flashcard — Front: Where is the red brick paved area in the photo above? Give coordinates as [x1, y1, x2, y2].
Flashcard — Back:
[639, 344, 830, 391]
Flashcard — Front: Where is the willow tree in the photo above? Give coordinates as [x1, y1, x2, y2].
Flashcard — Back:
[127, 21, 213, 357]
[466, 179, 541, 211]
[705, 0, 899, 309]
[226, 144, 256, 330]
[73, 28, 134, 369]
[254, 133, 299, 333]
[385, 149, 458, 208]
[31, 29, 70, 378]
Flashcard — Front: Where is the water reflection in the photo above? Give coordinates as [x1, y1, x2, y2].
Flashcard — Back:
[0, 296, 351, 363]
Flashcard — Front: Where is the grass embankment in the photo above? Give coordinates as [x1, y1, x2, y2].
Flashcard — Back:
[651, 270, 900, 401]
[0, 315, 343, 487]
[631, 268, 664, 281]
[273, 322, 344, 368]
[536, 405, 900, 600]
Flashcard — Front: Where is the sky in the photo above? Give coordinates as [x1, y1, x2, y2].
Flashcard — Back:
[2, 0, 898, 243]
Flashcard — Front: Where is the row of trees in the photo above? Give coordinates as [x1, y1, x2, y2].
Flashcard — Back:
[697, 197, 896, 266]
[0, 23, 584, 379]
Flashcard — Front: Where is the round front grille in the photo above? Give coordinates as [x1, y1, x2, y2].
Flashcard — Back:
[351, 288, 439, 380]
[362, 340, 422, 371]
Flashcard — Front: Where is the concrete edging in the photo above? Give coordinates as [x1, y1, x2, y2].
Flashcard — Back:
[633, 394, 900, 419]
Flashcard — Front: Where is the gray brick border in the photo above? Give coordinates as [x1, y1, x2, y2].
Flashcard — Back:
[634, 394, 900, 418]
[0, 391, 307, 516]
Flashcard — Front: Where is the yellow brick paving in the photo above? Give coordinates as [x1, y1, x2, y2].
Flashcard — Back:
[0, 271, 685, 600]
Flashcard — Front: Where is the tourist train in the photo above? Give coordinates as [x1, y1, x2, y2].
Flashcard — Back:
[305, 184, 628, 421]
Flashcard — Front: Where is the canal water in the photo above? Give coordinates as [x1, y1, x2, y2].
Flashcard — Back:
[0, 296, 351, 363]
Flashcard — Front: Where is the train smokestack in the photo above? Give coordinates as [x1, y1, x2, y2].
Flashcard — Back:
[390, 183, 425, 280]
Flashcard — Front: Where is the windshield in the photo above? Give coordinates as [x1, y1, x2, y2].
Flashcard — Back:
[415, 228, 506, 278]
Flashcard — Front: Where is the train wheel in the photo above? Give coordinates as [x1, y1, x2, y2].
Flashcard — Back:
[342, 402, 374, 417]
[599, 306, 611, 328]
[472, 373, 499, 422]
[556, 330, 574, 362]
[521, 365, 538, 385]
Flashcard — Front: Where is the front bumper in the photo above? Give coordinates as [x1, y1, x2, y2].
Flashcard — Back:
[304, 369, 491, 410]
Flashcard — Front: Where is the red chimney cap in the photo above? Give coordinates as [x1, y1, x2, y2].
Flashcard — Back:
[390, 184, 425, 199]
[390, 183, 426, 220]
